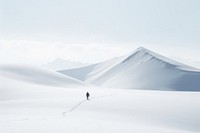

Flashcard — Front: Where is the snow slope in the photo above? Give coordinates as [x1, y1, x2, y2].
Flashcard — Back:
[59, 47, 200, 91]
[0, 65, 85, 87]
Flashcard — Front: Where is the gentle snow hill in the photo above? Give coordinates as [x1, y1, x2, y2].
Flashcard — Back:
[43, 58, 89, 71]
[0, 65, 85, 88]
[59, 47, 200, 91]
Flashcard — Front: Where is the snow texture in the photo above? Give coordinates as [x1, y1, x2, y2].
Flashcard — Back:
[0, 47, 200, 133]
[0, 83, 200, 133]
[59, 47, 200, 91]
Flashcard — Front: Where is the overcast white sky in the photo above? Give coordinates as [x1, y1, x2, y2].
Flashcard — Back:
[0, 0, 200, 67]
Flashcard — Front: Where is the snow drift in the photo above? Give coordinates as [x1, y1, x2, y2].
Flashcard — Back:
[59, 47, 200, 91]
[0, 65, 85, 87]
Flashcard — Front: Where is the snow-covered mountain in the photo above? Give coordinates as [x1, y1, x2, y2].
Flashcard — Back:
[59, 47, 200, 91]
[1, 49, 200, 133]
[0, 65, 85, 88]
[43, 58, 89, 70]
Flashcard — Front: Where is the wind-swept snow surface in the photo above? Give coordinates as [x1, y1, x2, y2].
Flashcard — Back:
[0, 85, 200, 133]
[59, 47, 200, 91]
[0, 65, 85, 87]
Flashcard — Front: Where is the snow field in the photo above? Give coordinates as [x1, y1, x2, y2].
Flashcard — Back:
[0, 86, 200, 133]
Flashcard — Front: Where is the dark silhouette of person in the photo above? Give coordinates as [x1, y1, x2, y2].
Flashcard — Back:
[86, 92, 90, 100]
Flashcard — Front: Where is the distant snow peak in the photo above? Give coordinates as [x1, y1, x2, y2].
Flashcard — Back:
[122, 47, 154, 64]
[43, 58, 89, 71]
[136, 46, 147, 51]
[53, 58, 68, 63]
[59, 47, 200, 91]
[122, 47, 194, 69]
[134, 47, 156, 56]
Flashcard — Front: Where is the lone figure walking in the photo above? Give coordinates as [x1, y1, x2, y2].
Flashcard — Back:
[86, 92, 90, 100]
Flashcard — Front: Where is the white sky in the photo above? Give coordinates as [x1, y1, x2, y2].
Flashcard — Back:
[0, 0, 200, 67]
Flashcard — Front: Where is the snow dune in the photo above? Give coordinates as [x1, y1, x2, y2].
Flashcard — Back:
[0, 65, 87, 101]
[59, 47, 200, 91]
[0, 65, 85, 87]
